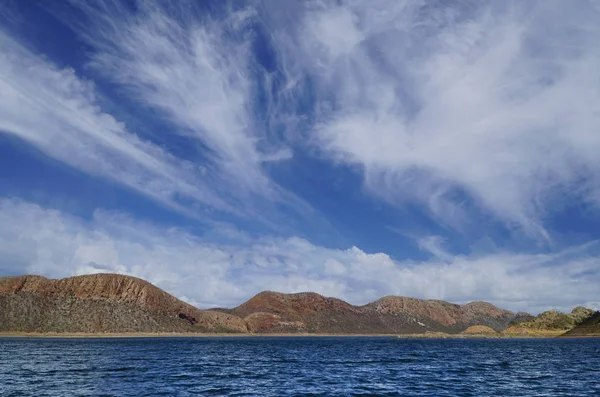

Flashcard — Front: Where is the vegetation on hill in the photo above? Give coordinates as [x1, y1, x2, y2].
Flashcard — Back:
[562, 311, 600, 337]
[461, 325, 498, 335]
[503, 306, 595, 336]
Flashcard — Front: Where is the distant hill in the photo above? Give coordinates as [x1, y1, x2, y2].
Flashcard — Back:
[1, 274, 535, 335]
[503, 307, 595, 336]
[220, 291, 529, 334]
[0, 274, 248, 334]
[461, 325, 499, 336]
[562, 311, 600, 337]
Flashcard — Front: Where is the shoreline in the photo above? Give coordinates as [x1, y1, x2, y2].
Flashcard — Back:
[0, 331, 581, 339]
[0, 332, 401, 338]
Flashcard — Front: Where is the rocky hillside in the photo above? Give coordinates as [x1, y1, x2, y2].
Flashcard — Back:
[1, 274, 534, 335]
[562, 311, 600, 337]
[0, 274, 247, 333]
[503, 307, 595, 336]
[222, 291, 529, 334]
[364, 296, 526, 332]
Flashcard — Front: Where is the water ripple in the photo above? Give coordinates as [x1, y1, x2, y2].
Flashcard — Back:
[1, 337, 599, 396]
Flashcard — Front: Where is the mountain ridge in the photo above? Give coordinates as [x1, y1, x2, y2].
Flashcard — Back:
[2, 274, 595, 335]
[222, 290, 528, 334]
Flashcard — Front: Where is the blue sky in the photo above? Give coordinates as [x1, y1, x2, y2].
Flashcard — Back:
[1, 0, 599, 313]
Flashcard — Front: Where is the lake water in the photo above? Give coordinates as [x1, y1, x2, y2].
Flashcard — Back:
[1, 337, 599, 396]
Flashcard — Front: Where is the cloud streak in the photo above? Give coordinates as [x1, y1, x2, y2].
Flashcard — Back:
[269, 0, 600, 239]
[65, 0, 293, 199]
[0, 11, 314, 229]
[0, 30, 239, 217]
[8, 0, 599, 240]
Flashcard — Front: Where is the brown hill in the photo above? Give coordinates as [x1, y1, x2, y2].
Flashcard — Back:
[503, 306, 595, 336]
[226, 291, 527, 334]
[0, 274, 247, 333]
[562, 311, 600, 337]
[1, 274, 535, 335]
[364, 297, 522, 331]
[223, 291, 399, 334]
[461, 325, 498, 335]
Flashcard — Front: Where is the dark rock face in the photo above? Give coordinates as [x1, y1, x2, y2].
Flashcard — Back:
[178, 313, 198, 326]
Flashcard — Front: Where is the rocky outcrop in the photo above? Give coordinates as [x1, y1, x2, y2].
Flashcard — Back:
[0, 274, 247, 333]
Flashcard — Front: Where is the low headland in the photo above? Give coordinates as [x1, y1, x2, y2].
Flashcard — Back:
[1, 274, 598, 338]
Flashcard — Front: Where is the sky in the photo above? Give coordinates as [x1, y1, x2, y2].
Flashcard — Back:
[1, 0, 599, 314]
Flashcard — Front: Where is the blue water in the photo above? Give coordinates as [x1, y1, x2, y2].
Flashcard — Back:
[1, 337, 599, 396]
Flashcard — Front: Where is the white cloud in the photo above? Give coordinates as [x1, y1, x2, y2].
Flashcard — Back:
[271, 0, 600, 239]
[7, 1, 598, 240]
[0, 16, 314, 228]
[306, 6, 364, 60]
[1, 198, 598, 314]
[64, 0, 292, 199]
[0, 31, 237, 217]
[417, 236, 453, 263]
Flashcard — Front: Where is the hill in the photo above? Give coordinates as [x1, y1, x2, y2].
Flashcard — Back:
[223, 291, 528, 334]
[1, 274, 534, 335]
[0, 274, 248, 334]
[562, 311, 600, 337]
[503, 306, 595, 336]
[461, 325, 499, 336]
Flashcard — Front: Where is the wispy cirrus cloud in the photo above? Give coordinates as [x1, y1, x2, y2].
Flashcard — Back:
[0, 5, 314, 229]
[1, 198, 598, 313]
[0, 31, 241, 217]
[268, 0, 600, 239]
[64, 0, 293, 199]
[8, 0, 599, 242]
